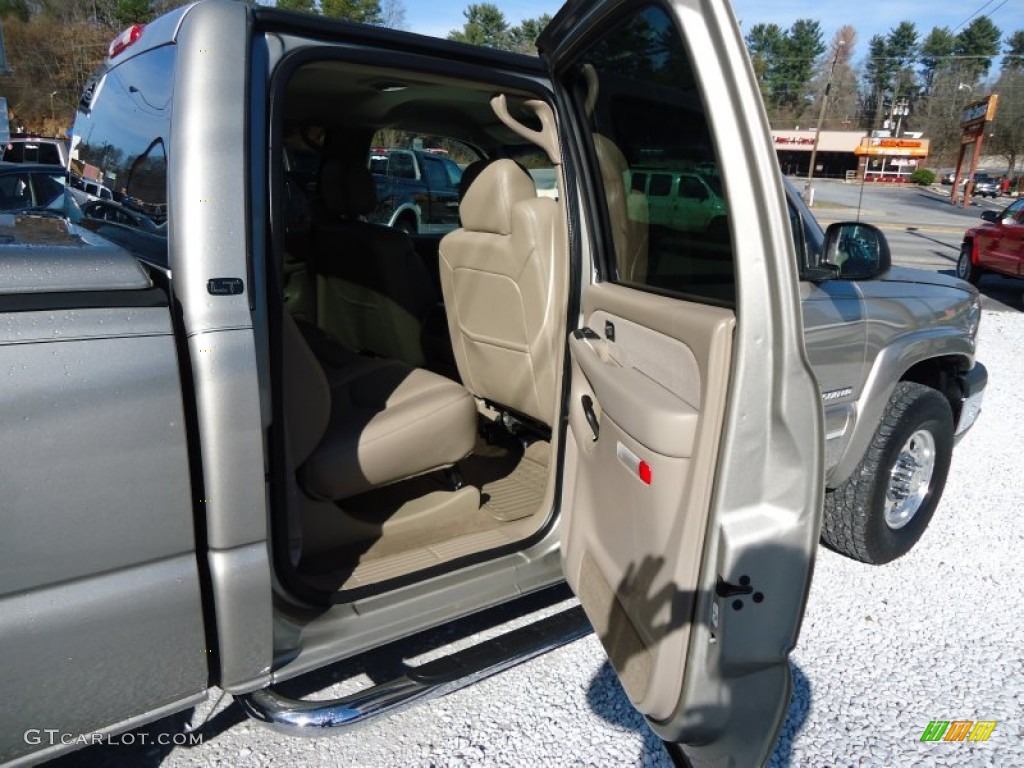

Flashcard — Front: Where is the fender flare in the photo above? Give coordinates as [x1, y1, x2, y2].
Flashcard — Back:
[387, 202, 421, 230]
[827, 329, 974, 487]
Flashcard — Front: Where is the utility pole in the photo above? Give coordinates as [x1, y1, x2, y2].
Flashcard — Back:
[804, 41, 843, 204]
[885, 97, 910, 137]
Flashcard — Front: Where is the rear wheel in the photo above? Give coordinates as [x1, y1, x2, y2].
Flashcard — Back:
[395, 215, 417, 235]
[956, 244, 981, 284]
[821, 382, 953, 565]
[706, 217, 729, 246]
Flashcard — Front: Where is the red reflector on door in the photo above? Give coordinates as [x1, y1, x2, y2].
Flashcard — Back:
[638, 461, 652, 485]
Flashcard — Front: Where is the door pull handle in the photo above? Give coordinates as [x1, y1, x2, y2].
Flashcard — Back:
[581, 395, 600, 442]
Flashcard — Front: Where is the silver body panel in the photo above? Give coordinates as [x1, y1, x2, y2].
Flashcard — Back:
[802, 269, 978, 487]
[0, 221, 149, 293]
[0, 0, 985, 763]
[0, 296, 207, 764]
[171, 1, 275, 692]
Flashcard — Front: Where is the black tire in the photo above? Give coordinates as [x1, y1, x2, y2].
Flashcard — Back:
[395, 215, 417, 235]
[821, 382, 954, 565]
[706, 217, 729, 244]
[956, 243, 981, 285]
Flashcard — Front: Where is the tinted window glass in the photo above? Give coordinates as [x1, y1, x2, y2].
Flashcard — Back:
[0, 172, 32, 210]
[563, 4, 734, 303]
[2, 143, 25, 162]
[649, 173, 671, 196]
[36, 144, 61, 165]
[442, 157, 463, 188]
[32, 173, 66, 207]
[71, 45, 174, 266]
[390, 152, 415, 179]
[422, 156, 449, 189]
[2, 141, 65, 166]
[679, 177, 706, 199]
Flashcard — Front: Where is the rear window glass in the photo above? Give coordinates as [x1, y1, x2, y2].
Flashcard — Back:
[71, 45, 174, 267]
[2, 142, 62, 165]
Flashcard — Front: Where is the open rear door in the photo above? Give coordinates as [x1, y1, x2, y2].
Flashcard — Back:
[539, 1, 824, 764]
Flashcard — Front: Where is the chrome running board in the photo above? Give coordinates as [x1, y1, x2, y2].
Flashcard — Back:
[236, 605, 591, 736]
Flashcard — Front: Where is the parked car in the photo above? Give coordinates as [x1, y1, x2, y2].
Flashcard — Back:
[0, 162, 69, 213]
[367, 147, 463, 233]
[68, 173, 115, 204]
[76, 199, 167, 268]
[81, 199, 158, 231]
[958, 199, 1024, 284]
[971, 176, 1000, 198]
[0, 2, 985, 766]
[629, 167, 727, 236]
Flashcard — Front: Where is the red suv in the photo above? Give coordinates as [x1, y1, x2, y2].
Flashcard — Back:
[958, 199, 1024, 284]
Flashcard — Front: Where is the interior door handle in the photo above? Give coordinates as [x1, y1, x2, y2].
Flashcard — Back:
[581, 395, 599, 442]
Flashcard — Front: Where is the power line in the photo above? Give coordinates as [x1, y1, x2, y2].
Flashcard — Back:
[952, 0, 1012, 33]
[952, 0, 1000, 32]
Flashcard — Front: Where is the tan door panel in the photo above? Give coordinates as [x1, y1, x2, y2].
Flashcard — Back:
[562, 281, 734, 721]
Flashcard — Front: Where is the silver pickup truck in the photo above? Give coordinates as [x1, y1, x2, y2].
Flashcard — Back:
[1, 1, 984, 766]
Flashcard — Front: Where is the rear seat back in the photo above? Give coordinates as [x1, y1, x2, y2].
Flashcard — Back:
[312, 160, 434, 367]
[439, 159, 564, 427]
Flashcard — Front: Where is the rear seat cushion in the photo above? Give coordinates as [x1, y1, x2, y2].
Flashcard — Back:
[284, 310, 478, 501]
[299, 359, 477, 501]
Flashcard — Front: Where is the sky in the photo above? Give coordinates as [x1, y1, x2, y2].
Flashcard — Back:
[403, 0, 1024, 62]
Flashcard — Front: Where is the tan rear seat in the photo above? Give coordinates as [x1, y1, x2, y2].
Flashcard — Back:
[282, 312, 476, 500]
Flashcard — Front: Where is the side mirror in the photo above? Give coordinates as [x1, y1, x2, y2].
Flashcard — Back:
[980, 209, 1000, 223]
[823, 221, 891, 280]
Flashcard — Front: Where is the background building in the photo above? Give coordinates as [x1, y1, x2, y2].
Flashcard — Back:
[772, 130, 931, 181]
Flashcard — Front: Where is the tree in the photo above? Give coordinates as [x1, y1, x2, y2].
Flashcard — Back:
[862, 22, 918, 132]
[320, 0, 383, 24]
[776, 19, 825, 114]
[0, 12, 110, 135]
[746, 23, 786, 108]
[919, 26, 956, 91]
[277, 0, 317, 12]
[112, 0, 155, 26]
[0, 1, 31, 22]
[808, 26, 858, 131]
[744, 20, 823, 122]
[379, 0, 405, 29]
[954, 16, 1001, 81]
[508, 13, 551, 54]
[447, 3, 510, 49]
[990, 67, 1024, 173]
[1002, 29, 1024, 71]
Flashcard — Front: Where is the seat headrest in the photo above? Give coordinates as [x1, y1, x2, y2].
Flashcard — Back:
[460, 159, 536, 235]
[319, 161, 378, 218]
[458, 159, 493, 201]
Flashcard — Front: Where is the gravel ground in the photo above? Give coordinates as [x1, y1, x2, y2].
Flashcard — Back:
[51, 309, 1023, 767]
